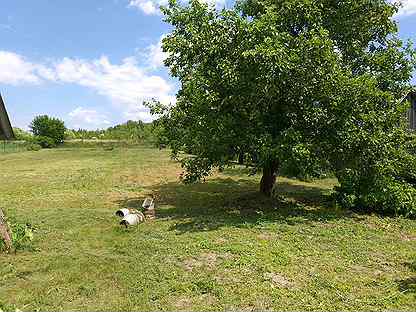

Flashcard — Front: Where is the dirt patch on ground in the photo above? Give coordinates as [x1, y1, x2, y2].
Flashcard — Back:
[215, 237, 228, 244]
[401, 233, 416, 241]
[257, 232, 276, 240]
[318, 222, 338, 229]
[264, 272, 294, 289]
[183, 252, 218, 271]
[197, 294, 218, 306]
[214, 268, 242, 284]
[173, 296, 193, 310]
[183, 252, 233, 271]
[350, 265, 371, 273]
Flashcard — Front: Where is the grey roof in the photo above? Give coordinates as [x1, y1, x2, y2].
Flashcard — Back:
[0, 93, 14, 140]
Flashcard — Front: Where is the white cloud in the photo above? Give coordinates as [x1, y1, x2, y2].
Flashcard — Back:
[68, 107, 111, 130]
[0, 51, 41, 85]
[127, 0, 226, 15]
[0, 44, 175, 123]
[54, 55, 174, 121]
[128, 0, 164, 15]
[395, 0, 416, 17]
[145, 34, 168, 68]
[37, 65, 57, 81]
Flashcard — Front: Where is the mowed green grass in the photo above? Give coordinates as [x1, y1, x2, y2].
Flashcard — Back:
[0, 147, 415, 311]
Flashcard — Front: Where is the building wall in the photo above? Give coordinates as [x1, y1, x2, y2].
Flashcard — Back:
[407, 92, 416, 130]
[0, 94, 15, 140]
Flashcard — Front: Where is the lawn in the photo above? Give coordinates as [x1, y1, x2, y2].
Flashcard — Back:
[0, 146, 415, 311]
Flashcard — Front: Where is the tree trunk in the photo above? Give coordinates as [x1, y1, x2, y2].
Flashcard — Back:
[0, 208, 12, 251]
[238, 151, 244, 165]
[259, 159, 279, 196]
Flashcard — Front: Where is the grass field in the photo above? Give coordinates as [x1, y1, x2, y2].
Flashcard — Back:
[0, 146, 415, 311]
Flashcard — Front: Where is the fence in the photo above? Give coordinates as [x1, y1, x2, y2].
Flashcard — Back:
[0, 141, 27, 154]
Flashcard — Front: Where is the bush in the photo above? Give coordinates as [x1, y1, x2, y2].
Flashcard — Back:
[29, 115, 66, 146]
[26, 143, 42, 151]
[13, 127, 33, 141]
[335, 150, 416, 218]
[32, 136, 56, 148]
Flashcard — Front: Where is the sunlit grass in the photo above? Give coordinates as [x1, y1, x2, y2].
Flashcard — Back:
[0, 146, 415, 311]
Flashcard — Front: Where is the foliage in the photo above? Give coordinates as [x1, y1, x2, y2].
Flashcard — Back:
[154, 0, 416, 214]
[334, 126, 416, 217]
[66, 120, 157, 143]
[279, 143, 331, 180]
[29, 115, 66, 145]
[62, 140, 134, 149]
[65, 129, 77, 140]
[32, 135, 56, 148]
[26, 143, 42, 151]
[12, 127, 33, 141]
[0, 218, 34, 252]
[106, 120, 145, 141]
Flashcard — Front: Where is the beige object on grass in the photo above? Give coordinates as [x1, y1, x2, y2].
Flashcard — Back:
[142, 197, 155, 219]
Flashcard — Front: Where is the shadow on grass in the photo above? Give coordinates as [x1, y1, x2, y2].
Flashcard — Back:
[116, 174, 353, 233]
[397, 277, 416, 294]
[397, 261, 416, 295]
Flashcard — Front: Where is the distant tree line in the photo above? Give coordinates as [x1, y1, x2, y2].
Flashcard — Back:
[65, 120, 156, 143]
[14, 118, 158, 147]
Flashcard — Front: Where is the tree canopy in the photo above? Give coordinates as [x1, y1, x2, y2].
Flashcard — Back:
[29, 115, 66, 146]
[153, 0, 416, 216]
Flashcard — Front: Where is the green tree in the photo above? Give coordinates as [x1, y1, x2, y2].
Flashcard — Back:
[105, 120, 145, 141]
[65, 129, 76, 140]
[156, 0, 415, 200]
[29, 115, 66, 146]
[12, 128, 33, 141]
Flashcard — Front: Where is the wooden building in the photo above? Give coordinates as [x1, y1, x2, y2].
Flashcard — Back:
[0, 93, 14, 140]
[405, 90, 416, 130]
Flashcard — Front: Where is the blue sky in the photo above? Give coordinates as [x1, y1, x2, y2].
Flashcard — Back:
[0, 0, 415, 130]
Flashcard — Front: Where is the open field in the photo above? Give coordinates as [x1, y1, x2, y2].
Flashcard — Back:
[0, 147, 415, 311]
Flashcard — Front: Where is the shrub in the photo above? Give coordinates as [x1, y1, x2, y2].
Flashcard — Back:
[26, 143, 42, 151]
[29, 115, 66, 146]
[335, 149, 416, 218]
[32, 136, 56, 148]
[13, 127, 33, 141]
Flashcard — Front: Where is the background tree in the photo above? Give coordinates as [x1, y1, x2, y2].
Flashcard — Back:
[29, 115, 66, 147]
[66, 120, 156, 143]
[105, 120, 145, 142]
[12, 127, 33, 141]
[155, 0, 416, 215]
